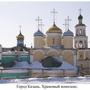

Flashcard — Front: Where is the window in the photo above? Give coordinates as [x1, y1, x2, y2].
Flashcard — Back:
[79, 41, 83, 48]
[79, 29, 82, 35]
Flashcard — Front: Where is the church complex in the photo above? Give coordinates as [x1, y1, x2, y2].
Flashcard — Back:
[0, 9, 90, 78]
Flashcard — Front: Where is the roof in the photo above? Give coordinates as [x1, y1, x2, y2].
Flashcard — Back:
[11, 45, 28, 51]
[78, 14, 83, 20]
[63, 29, 73, 36]
[16, 31, 24, 39]
[34, 30, 45, 37]
[8, 56, 77, 71]
[12, 61, 30, 68]
[75, 14, 86, 27]
[46, 23, 62, 33]
[54, 57, 77, 70]
[75, 23, 86, 27]
[41, 56, 62, 68]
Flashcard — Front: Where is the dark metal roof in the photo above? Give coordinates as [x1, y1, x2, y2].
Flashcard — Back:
[63, 29, 73, 36]
[34, 30, 45, 37]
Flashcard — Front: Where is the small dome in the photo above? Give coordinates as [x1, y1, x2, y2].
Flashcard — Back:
[75, 14, 86, 27]
[46, 23, 62, 33]
[34, 30, 45, 37]
[63, 29, 73, 36]
[78, 14, 83, 19]
[17, 31, 24, 39]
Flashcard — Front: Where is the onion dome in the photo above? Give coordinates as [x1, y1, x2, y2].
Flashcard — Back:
[63, 29, 73, 36]
[75, 14, 86, 27]
[34, 30, 45, 37]
[16, 31, 24, 40]
[78, 14, 83, 20]
[46, 23, 62, 33]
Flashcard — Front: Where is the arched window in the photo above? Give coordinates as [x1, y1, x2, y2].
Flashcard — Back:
[79, 29, 82, 35]
[79, 41, 83, 48]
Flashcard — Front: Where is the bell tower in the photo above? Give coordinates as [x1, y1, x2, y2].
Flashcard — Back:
[16, 26, 24, 47]
[34, 16, 45, 48]
[74, 9, 88, 49]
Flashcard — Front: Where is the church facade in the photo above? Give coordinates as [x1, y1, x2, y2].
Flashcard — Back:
[31, 10, 90, 76]
[0, 9, 90, 78]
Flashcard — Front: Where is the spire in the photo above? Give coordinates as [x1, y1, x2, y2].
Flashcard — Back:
[17, 25, 24, 39]
[78, 8, 83, 24]
[35, 16, 42, 31]
[19, 25, 22, 34]
[66, 16, 71, 30]
[51, 8, 58, 25]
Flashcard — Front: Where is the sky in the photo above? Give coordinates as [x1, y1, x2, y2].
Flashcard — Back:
[0, 2, 90, 48]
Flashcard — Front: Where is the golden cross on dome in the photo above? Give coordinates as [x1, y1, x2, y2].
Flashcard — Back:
[66, 16, 71, 30]
[51, 8, 58, 24]
[36, 16, 42, 30]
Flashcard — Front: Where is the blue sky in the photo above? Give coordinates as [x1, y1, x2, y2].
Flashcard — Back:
[0, 2, 90, 47]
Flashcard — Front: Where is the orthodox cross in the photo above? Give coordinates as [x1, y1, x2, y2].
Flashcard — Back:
[51, 8, 58, 24]
[63, 19, 68, 31]
[66, 16, 71, 30]
[39, 21, 44, 31]
[36, 16, 42, 30]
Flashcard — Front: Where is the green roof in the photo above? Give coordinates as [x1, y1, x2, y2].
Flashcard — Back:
[1, 55, 30, 68]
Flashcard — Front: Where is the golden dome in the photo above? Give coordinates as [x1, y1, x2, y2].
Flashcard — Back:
[46, 23, 62, 33]
[16, 31, 24, 39]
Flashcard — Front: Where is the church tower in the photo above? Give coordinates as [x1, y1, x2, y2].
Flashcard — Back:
[34, 30, 45, 48]
[46, 23, 62, 47]
[46, 9, 62, 47]
[74, 9, 88, 49]
[16, 28, 24, 47]
[34, 16, 45, 48]
[63, 16, 74, 49]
